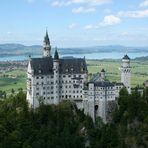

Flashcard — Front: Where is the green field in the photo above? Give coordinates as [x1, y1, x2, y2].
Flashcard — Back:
[0, 69, 26, 94]
[87, 59, 148, 87]
[0, 59, 148, 94]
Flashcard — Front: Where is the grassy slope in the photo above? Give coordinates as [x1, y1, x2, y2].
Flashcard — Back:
[0, 60, 148, 93]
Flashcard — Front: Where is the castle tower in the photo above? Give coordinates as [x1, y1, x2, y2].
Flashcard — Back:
[101, 69, 106, 80]
[43, 30, 51, 57]
[53, 49, 60, 104]
[120, 54, 131, 93]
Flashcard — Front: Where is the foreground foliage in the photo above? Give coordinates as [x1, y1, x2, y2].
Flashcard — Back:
[0, 88, 148, 148]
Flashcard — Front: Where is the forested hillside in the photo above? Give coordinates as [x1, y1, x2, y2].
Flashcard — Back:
[0, 88, 148, 148]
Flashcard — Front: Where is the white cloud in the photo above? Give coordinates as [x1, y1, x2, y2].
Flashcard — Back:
[51, 1, 70, 7]
[100, 15, 121, 26]
[84, 24, 94, 30]
[84, 15, 121, 30]
[118, 9, 148, 18]
[140, 0, 148, 7]
[72, 7, 96, 13]
[51, 0, 112, 7]
[68, 23, 78, 29]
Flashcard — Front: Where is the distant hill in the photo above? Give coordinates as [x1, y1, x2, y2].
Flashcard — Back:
[0, 43, 148, 57]
[0, 44, 42, 56]
[134, 56, 148, 61]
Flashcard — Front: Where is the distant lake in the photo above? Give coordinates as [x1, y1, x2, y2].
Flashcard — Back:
[0, 52, 148, 61]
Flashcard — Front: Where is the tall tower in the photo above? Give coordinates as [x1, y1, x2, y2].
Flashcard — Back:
[43, 30, 51, 57]
[120, 54, 131, 93]
[53, 49, 60, 104]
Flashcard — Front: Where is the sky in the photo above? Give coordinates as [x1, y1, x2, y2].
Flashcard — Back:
[0, 0, 148, 47]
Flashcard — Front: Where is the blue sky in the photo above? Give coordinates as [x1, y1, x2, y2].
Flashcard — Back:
[0, 0, 148, 47]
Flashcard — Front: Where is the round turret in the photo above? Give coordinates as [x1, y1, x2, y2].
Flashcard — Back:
[101, 69, 106, 80]
[121, 54, 131, 93]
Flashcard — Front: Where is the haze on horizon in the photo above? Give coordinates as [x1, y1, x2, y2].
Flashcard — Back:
[0, 0, 148, 48]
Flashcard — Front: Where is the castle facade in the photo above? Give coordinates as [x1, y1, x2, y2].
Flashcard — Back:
[27, 32, 131, 122]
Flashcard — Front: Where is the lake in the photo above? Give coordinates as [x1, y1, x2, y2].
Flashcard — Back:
[0, 52, 148, 61]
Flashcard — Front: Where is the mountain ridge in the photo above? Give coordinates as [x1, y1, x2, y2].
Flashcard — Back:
[0, 43, 148, 57]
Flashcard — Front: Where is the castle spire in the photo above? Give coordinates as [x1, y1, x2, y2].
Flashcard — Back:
[54, 47, 59, 60]
[44, 30, 50, 44]
[43, 30, 51, 57]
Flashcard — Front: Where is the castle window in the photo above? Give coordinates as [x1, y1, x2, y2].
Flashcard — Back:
[51, 76, 53, 78]
[36, 93, 39, 96]
[68, 75, 71, 77]
[69, 81, 71, 83]
[63, 75, 66, 78]
[36, 82, 39, 85]
[51, 91, 53, 94]
[48, 97, 50, 99]
[43, 87, 45, 90]
[41, 82, 44, 85]
[69, 95, 71, 98]
[51, 82, 53, 84]
[36, 76, 39, 79]
[51, 86, 53, 89]
[36, 88, 39, 90]
[73, 90, 75, 93]
[41, 76, 44, 79]
[69, 85, 71, 88]
[51, 97, 54, 99]
[43, 92, 45, 95]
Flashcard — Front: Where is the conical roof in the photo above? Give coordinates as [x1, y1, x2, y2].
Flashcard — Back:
[54, 48, 59, 60]
[44, 30, 50, 44]
[123, 54, 130, 60]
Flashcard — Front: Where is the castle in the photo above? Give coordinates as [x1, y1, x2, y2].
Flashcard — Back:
[27, 31, 131, 122]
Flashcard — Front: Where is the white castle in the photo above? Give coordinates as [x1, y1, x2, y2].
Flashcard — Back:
[27, 31, 131, 122]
